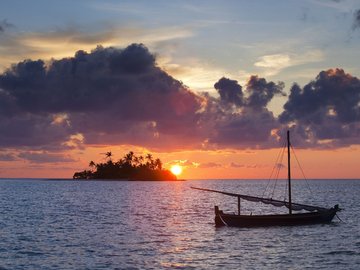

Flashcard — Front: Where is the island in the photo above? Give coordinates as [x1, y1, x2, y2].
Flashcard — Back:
[73, 151, 177, 181]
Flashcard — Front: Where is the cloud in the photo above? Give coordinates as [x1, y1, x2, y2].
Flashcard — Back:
[309, 0, 350, 12]
[0, 19, 13, 33]
[0, 112, 73, 149]
[230, 162, 244, 168]
[0, 153, 18, 161]
[229, 162, 266, 169]
[158, 56, 235, 92]
[0, 43, 286, 154]
[207, 76, 285, 148]
[0, 44, 204, 156]
[214, 77, 243, 106]
[254, 51, 324, 76]
[198, 162, 222, 168]
[209, 107, 280, 147]
[213, 75, 285, 109]
[18, 152, 76, 163]
[1, 43, 359, 164]
[167, 159, 199, 168]
[0, 24, 193, 73]
[246, 75, 285, 108]
[0, 26, 122, 72]
[255, 54, 290, 71]
[353, 9, 360, 30]
[279, 68, 360, 147]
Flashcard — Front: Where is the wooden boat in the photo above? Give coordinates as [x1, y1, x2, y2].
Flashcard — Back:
[192, 131, 341, 227]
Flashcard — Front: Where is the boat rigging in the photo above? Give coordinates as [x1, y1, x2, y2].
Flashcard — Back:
[191, 130, 341, 227]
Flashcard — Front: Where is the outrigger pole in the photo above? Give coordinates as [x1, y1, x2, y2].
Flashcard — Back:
[190, 186, 329, 212]
[191, 186, 243, 215]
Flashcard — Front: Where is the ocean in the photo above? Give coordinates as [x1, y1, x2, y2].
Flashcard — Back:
[0, 179, 358, 269]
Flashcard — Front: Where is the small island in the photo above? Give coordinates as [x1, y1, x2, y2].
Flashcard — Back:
[73, 151, 177, 181]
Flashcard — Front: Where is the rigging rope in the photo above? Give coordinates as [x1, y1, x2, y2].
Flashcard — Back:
[284, 174, 288, 202]
[290, 145, 313, 196]
[262, 131, 317, 204]
[271, 144, 286, 198]
[262, 138, 286, 199]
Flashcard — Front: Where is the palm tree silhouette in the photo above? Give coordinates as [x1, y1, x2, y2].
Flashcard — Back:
[105, 151, 113, 162]
[89, 160, 96, 170]
[154, 158, 162, 170]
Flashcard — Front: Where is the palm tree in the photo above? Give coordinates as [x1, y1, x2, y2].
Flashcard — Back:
[124, 151, 135, 166]
[138, 155, 144, 166]
[133, 156, 140, 167]
[89, 160, 96, 171]
[105, 151, 112, 161]
[146, 153, 153, 161]
[154, 158, 162, 170]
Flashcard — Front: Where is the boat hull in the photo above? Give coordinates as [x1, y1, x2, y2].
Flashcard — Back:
[215, 206, 338, 227]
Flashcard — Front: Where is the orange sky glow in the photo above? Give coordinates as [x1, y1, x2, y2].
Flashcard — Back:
[1, 145, 359, 179]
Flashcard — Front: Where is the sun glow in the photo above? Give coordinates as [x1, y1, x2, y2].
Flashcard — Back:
[170, 165, 183, 176]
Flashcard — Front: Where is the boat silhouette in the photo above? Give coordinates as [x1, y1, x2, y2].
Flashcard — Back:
[192, 131, 341, 227]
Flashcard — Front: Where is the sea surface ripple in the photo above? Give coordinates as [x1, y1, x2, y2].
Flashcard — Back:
[0, 179, 359, 269]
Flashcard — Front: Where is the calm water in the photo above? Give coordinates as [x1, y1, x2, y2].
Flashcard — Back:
[0, 179, 359, 269]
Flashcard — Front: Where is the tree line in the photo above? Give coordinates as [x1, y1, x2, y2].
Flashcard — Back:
[73, 151, 177, 181]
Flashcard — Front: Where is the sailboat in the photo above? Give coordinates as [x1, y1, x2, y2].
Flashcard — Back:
[192, 130, 341, 227]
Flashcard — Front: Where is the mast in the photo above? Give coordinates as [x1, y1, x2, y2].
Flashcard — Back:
[287, 130, 292, 214]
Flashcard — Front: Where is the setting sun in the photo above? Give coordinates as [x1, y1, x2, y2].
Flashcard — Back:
[170, 165, 183, 176]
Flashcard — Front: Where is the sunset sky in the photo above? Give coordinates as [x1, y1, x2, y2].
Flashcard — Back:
[0, 0, 359, 179]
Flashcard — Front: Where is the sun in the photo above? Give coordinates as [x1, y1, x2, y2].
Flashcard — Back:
[170, 165, 183, 176]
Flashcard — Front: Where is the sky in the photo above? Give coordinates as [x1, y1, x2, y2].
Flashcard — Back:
[0, 0, 359, 179]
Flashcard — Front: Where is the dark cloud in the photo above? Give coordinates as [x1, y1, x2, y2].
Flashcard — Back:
[209, 76, 285, 148]
[0, 150, 75, 164]
[214, 77, 243, 106]
[353, 9, 360, 30]
[0, 19, 13, 33]
[0, 43, 204, 156]
[279, 69, 360, 147]
[1, 43, 359, 163]
[109, 44, 155, 73]
[0, 153, 17, 161]
[0, 114, 72, 148]
[209, 107, 280, 147]
[1, 44, 285, 155]
[212, 76, 285, 110]
[245, 76, 285, 108]
[18, 152, 76, 163]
